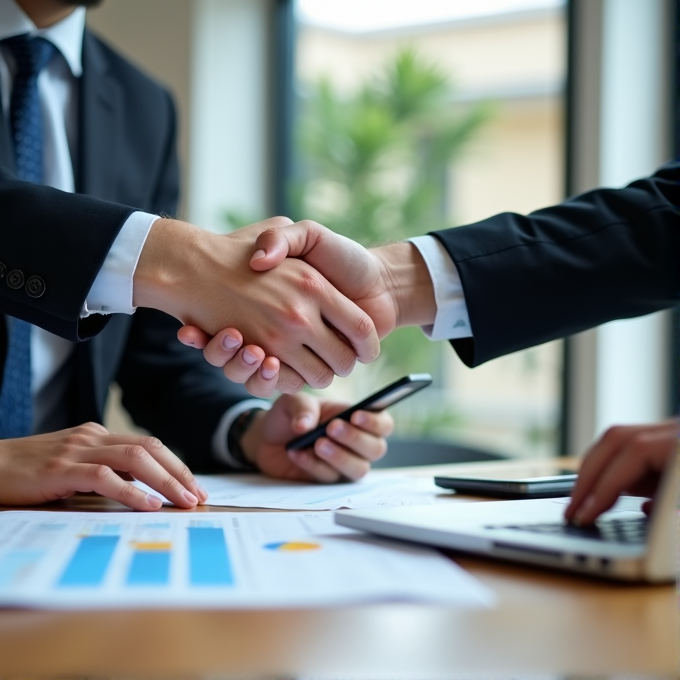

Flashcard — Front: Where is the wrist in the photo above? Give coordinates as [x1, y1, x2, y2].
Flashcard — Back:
[371, 241, 436, 329]
[132, 218, 207, 319]
[236, 409, 268, 467]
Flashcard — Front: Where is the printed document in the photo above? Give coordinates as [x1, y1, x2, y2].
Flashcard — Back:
[135, 473, 441, 510]
[0, 511, 493, 609]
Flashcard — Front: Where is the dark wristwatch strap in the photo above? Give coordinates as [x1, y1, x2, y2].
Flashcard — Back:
[226, 408, 262, 471]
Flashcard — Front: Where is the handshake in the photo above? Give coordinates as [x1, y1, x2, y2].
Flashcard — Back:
[134, 216, 438, 397]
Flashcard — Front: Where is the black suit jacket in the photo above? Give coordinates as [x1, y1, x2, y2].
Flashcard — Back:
[432, 162, 680, 367]
[0, 31, 249, 471]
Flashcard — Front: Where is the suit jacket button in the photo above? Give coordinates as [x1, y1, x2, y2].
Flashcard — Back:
[0, 263, 5, 280]
[26, 275, 46, 298]
[7, 269, 24, 290]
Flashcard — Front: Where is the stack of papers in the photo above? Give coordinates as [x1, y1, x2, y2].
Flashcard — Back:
[0, 511, 494, 609]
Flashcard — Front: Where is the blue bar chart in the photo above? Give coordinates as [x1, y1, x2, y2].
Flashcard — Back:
[58, 536, 120, 587]
[127, 548, 171, 586]
[188, 526, 234, 586]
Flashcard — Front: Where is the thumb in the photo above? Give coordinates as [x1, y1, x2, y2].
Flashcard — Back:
[249, 221, 328, 271]
[250, 226, 293, 271]
[282, 392, 322, 434]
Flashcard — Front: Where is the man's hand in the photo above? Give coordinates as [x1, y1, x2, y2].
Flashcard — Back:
[134, 217, 380, 392]
[249, 220, 437, 335]
[177, 221, 437, 395]
[0, 422, 208, 510]
[239, 394, 394, 483]
[565, 419, 678, 525]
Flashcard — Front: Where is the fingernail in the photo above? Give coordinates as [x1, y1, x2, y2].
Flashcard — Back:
[353, 411, 367, 426]
[243, 349, 258, 365]
[262, 367, 278, 380]
[296, 414, 313, 430]
[183, 489, 198, 505]
[223, 333, 240, 350]
[317, 439, 334, 458]
[146, 494, 162, 509]
[251, 249, 266, 262]
[198, 487, 209, 503]
[328, 420, 345, 437]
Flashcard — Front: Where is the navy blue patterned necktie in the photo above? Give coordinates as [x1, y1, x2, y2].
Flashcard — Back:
[0, 35, 56, 438]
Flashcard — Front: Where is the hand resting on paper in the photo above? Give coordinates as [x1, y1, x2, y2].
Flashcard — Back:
[0, 422, 207, 510]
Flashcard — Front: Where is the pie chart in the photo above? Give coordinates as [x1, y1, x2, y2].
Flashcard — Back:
[263, 541, 321, 552]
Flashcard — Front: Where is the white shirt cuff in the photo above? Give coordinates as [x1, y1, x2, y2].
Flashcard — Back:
[408, 235, 473, 341]
[81, 211, 159, 317]
[212, 399, 272, 470]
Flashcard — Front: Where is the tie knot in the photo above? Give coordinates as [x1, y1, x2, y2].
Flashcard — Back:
[2, 35, 56, 79]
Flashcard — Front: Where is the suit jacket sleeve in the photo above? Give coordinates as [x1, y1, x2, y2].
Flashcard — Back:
[0, 166, 135, 340]
[431, 162, 680, 367]
[112, 88, 252, 473]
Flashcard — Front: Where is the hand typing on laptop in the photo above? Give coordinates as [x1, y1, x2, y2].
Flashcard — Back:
[565, 419, 679, 526]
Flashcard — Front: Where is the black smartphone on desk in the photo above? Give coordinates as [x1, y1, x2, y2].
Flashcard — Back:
[286, 374, 433, 451]
[435, 472, 578, 499]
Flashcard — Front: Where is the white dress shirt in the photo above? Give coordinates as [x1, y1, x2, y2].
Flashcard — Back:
[409, 235, 473, 340]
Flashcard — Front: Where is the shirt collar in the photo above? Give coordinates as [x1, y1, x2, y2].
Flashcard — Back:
[0, 0, 85, 77]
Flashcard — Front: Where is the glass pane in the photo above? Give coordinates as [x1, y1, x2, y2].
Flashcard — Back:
[291, 0, 567, 459]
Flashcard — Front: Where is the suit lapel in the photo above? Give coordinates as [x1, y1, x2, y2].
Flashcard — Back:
[77, 31, 121, 200]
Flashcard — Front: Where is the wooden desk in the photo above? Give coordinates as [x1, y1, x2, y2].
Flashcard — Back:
[0, 459, 676, 677]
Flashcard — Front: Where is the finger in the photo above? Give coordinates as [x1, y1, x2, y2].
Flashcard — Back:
[202, 329, 244, 365]
[279, 392, 322, 434]
[70, 463, 165, 511]
[566, 422, 674, 521]
[87, 444, 199, 509]
[571, 446, 650, 525]
[314, 437, 371, 481]
[565, 426, 638, 521]
[242, 356, 281, 398]
[570, 427, 675, 525]
[287, 449, 342, 483]
[275, 342, 340, 390]
[250, 226, 296, 271]
[350, 409, 395, 438]
[177, 325, 212, 349]
[273, 363, 306, 394]
[221, 346, 266, 383]
[90, 435, 205, 505]
[318, 285, 380, 365]
[326, 418, 388, 463]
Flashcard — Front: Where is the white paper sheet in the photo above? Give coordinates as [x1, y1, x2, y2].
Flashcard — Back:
[135, 473, 441, 510]
[0, 511, 493, 610]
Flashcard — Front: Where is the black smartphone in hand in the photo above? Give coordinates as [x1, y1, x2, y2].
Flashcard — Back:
[285, 374, 433, 451]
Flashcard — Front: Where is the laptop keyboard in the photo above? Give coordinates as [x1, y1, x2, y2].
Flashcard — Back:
[488, 516, 648, 544]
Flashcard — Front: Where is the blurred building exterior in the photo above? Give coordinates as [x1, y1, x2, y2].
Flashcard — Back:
[294, 4, 566, 458]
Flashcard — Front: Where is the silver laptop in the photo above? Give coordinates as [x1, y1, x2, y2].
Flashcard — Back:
[336, 452, 678, 582]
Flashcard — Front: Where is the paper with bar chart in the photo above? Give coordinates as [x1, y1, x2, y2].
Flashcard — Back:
[0, 511, 493, 610]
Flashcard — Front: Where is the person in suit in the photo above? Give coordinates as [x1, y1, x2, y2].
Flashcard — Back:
[185, 161, 679, 522]
[0, 0, 392, 510]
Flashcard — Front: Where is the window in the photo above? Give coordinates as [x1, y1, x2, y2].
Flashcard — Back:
[287, 0, 568, 458]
